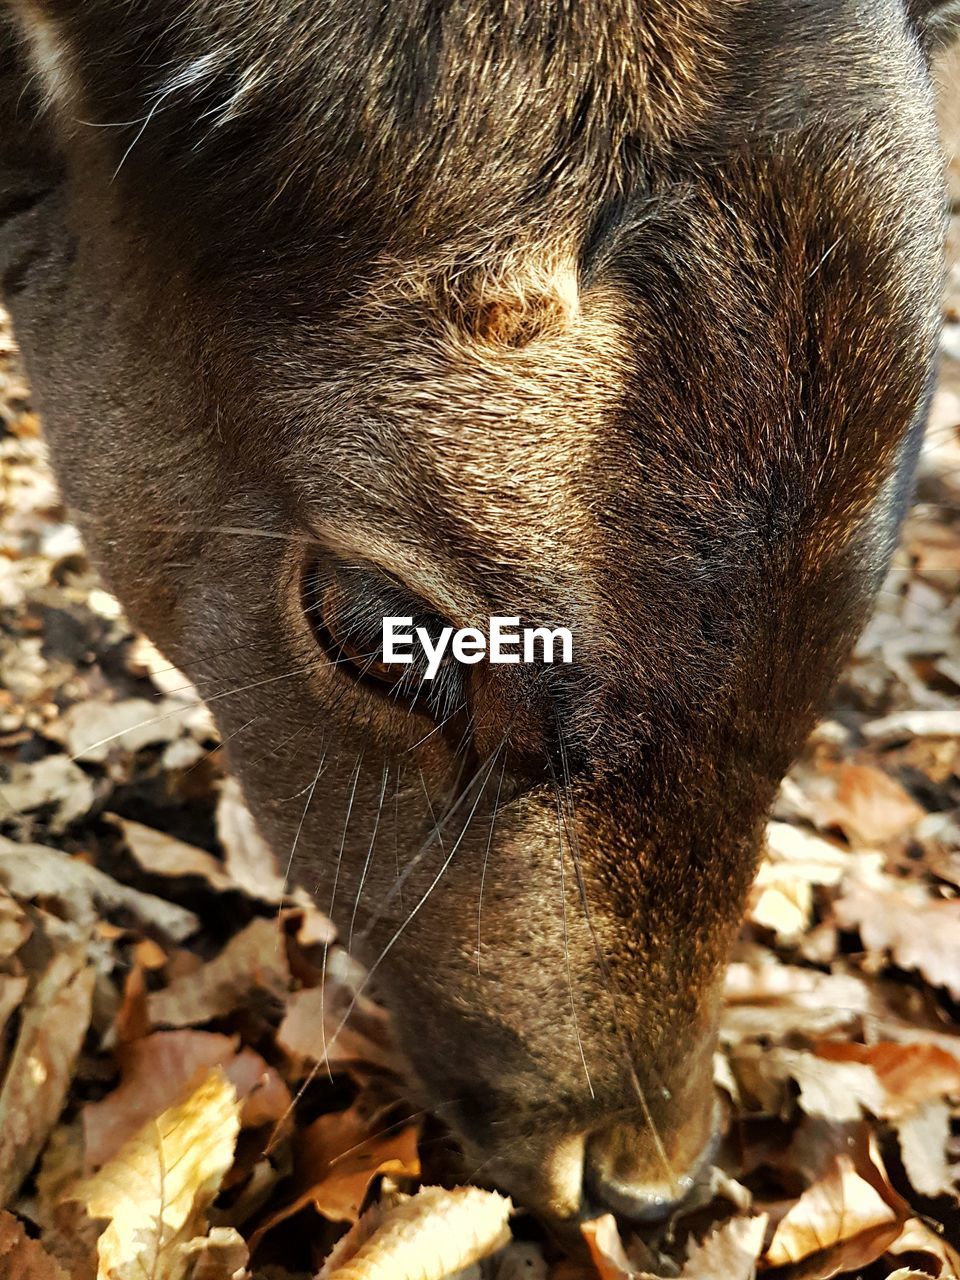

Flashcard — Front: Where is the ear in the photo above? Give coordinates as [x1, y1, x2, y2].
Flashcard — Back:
[906, 0, 960, 50]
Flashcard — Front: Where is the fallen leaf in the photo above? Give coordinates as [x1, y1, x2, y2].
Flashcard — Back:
[678, 1214, 768, 1279]
[819, 763, 924, 845]
[862, 708, 960, 745]
[316, 1185, 512, 1280]
[110, 816, 237, 894]
[0, 974, 28, 1051]
[765, 1154, 902, 1267]
[277, 982, 403, 1080]
[835, 870, 960, 1000]
[885, 1216, 960, 1276]
[579, 1216, 632, 1280]
[249, 1094, 420, 1246]
[216, 779, 286, 902]
[0, 839, 198, 940]
[0, 1209, 67, 1279]
[0, 756, 96, 833]
[895, 1101, 958, 1200]
[70, 1069, 240, 1280]
[721, 963, 875, 1043]
[177, 1226, 249, 1280]
[0, 945, 95, 1207]
[146, 917, 289, 1027]
[83, 1030, 291, 1169]
[814, 1040, 960, 1119]
[50, 696, 213, 763]
[0, 889, 31, 960]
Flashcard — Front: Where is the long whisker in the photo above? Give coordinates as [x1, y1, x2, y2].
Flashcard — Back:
[328, 740, 508, 1058]
[348, 764, 390, 953]
[476, 751, 508, 977]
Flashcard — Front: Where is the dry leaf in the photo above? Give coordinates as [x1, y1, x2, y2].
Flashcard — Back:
[814, 1040, 960, 1119]
[895, 1101, 957, 1200]
[721, 963, 875, 1043]
[0, 889, 31, 960]
[177, 1226, 249, 1280]
[146, 918, 289, 1027]
[0, 839, 199, 940]
[50, 696, 212, 763]
[885, 1216, 960, 1276]
[579, 1216, 632, 1280]
[862, 708, 960, 745]
[835, 871, 960, 999]
[0, 945, 96, 1207]
[215, 779, 286, 902]
[110, 817, 237, 894]
[0, 1209, 67, 1279]
[316, 1185, 512, 1280]
[70, 1070, 241, 1280]
[679, 1214, 768, 1280]
[0, 973, 29, 1048]
[765, 1154, 901, 1267]
[0, 756, 96, 833]
[29, 1120, 102, 1280]
[250, 1094, 420, 1247]
[277, 982, 402, 1080]
[820, 763, 925, 845]
[83, 1030, 290, 1169]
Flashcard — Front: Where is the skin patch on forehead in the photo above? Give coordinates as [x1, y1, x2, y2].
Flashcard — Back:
[332, 246, 631, 598]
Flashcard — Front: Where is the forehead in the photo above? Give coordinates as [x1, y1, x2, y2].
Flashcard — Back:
[277, 130, 939, 629]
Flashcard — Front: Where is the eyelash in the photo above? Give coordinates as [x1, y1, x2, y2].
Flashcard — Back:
[303, 560, 467, 724]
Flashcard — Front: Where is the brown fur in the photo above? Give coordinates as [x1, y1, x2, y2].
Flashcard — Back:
[0, 0, 954, 1222]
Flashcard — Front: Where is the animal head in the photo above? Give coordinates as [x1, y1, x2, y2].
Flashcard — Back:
[1, 0, 954, 1222]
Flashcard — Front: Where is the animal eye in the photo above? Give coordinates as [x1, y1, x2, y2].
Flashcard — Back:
[303, 559, 465, 722]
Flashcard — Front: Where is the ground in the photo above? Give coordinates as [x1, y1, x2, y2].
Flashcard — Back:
[0, 50, 959, 1280]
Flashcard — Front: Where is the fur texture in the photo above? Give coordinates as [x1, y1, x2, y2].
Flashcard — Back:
[0, 0, 953, 1221]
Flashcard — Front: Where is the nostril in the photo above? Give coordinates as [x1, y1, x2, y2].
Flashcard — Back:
[582, 1163, 695, 1224]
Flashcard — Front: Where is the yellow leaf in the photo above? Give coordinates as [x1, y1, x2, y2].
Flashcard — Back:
[319, 1185, 512, 1280]
[71, 1070, 240, 1280]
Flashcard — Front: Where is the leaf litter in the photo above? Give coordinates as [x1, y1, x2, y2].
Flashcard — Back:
[1, 50, 960, 1280]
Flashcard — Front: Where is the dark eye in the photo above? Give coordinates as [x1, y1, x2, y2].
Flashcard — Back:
[303, 558, 466, 723]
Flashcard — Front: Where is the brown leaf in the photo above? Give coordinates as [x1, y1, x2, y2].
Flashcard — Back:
[29, 1121, 102, 1280]
[819, 763, 925, 846]
[885, 1217, 960, 1276]
[0, 889, 31, 961]
[765, 1154, 902, 1268]
[0, 840, 198, 940]
[277, 983, 402, 1080]
[250, 1094, 420, 1247]
[0, 1210, 67, 1279]
[0, 945, 95, 1207]
[814, 1040, 960, 1119]
[835, 869, 960, 1000]
[0, 974, 29, 1057]
[110, 816, 237, 893]
[83, 1029, 291, 1170]
[146, 917, 289, 1027]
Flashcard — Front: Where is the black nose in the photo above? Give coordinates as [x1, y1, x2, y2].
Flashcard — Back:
[582, 1162, 695, 1223]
